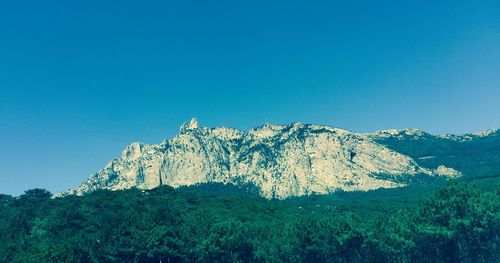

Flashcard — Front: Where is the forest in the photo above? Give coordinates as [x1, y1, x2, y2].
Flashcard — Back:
[0, 182, 499, 263]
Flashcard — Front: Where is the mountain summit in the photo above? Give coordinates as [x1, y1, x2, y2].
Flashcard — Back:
[65, 119, 460, 198]
[180, 118, 200, 132]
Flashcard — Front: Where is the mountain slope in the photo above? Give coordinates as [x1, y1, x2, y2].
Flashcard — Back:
[365, 128, 500, 180]
[65, 119, 459, 198]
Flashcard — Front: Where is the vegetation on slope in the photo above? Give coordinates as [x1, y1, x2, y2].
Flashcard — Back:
[1, 182, 499, 262]
[373, 131, 500, 180]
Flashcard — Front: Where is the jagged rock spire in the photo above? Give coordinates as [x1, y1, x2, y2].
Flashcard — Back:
[180, 118, 200, 133]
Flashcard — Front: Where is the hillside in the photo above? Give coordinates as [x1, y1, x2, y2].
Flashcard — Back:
[367, 128, 500, 182]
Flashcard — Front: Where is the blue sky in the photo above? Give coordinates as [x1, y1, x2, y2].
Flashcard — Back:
[1, 0, 499, 195]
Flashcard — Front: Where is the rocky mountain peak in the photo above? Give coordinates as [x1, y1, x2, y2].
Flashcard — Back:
[471, 128, 498, 137]
[65, 121, 461, 199]
[180, 118, 200, 133]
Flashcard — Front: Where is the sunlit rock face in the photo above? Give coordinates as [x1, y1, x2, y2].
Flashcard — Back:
[66, 119, 460, 199]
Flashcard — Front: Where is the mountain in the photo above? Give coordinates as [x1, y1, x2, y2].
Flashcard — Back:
[63, 119, 462, 199]
[365, 128, 500, 180]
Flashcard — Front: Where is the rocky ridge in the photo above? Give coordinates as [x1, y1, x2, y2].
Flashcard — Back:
[65, 119, 461, 199]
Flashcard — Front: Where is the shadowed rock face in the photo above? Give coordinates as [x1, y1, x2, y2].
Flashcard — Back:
[65, 119, 460, 199]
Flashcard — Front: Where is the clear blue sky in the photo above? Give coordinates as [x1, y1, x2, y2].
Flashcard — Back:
[1, 0, 499, 195]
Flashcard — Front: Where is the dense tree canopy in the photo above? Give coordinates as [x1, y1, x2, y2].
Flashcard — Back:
[0, 183, 498, 262]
